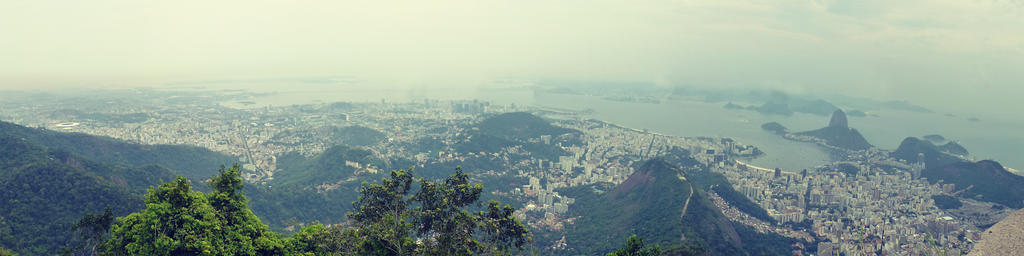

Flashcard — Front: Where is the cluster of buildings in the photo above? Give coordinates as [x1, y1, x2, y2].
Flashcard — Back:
[712, 154, 983, 255]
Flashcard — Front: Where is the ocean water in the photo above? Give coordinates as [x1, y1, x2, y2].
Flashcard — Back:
[209, 84, 1022, 171]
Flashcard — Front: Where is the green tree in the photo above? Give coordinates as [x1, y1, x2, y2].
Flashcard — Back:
[284, 223, 360, 256]
[95, 165, 526, 255]
[348, 168, 417, 255]
[206, 164, 285, 255]
[607, 235, 661, 256]
[103, 176, 221, 255]
[349, 167, 529, 255]
[0, 247, 17, 256]
[103, 165, 285, 255]
[63, 207, 114, 256]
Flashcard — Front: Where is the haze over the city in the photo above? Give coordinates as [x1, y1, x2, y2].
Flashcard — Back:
[3, 0, 1023, 118]
[7, 2, 1024, 255]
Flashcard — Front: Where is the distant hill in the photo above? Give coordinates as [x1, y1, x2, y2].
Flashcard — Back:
[923, 134, 947, 144]
[922, 160, 1024, 208]
[723, 97, 840, 117]
[458, 112, 582, 161]
[249, 145, 415, 229]
[0, 121, 246, 254]
[891, 137, 963, 168]
[270, 145, 377, 187]
[659, 150, 774, 223]
[891, 137, 1024, 207]
[938, 141, 969, 156]
[563, 159, 797, 255]
[328, 125, 385, 147]
[761, 122, 788, 135]
[476, 112, 581, 143]
[0, 135, 177, 255]
[795, 110, 873, 150]
[789, 99, 839, 116]
[0, 121, 235, 179]
[754, 102, 794, 116]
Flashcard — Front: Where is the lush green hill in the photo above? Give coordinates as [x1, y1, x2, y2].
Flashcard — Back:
[476, 112, 581, 143]
[0, 136, 178, 255]
[328, 125, 385, 147]
[931, 195, 963, 210]
[0, 121, 233, 254]
[0, 121, 234, 179]
[659, 147, 774, 224]
[270, 145, 383, 187]
[458, 112, 582, 161]
[563, 159, 797, 255]
[248, 145, 394, 228]
[923, 160, 1024, 208]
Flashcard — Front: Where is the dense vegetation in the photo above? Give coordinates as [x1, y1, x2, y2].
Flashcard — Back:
[456, 112, 583, 162]
[564, 159, 797, 255]
[104, 165, 285, 255]
[0, 136, 178, 255]
[475, 112, 581, 143]
[659, 149, 774, 224]
[606, 235, 661, 256]
[271, 145, 383, 187]
[96, 165, 529, 255]
[0, 121, 235, 180]
[0, 120, 530, 255]
[931, 195, 963, 210]
[328, 125, 386, 147]
[563, 160, 695, 254]
[247, 145, 418, 229]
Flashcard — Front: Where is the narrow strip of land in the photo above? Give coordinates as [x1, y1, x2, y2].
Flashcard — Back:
[734, 159, 797, 175]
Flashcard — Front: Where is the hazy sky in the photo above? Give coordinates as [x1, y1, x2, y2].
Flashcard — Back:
[3, 0, 1022, 115]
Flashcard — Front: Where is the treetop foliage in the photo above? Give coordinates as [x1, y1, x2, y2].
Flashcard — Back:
[89, 165, 527, 256]
[350, 167, 529, 256]
[607, 235, 661, 256]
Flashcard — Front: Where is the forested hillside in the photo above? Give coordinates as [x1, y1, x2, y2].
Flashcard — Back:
[0, 136, 175, 254]
[0, 121, 235, 179]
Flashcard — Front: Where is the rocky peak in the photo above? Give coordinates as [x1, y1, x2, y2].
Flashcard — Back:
[828, 109, 848, 129]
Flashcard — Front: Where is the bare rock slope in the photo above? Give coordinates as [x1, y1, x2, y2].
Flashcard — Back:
[969, 208, 1024, 256]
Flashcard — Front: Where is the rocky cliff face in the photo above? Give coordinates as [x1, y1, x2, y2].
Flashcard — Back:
[828, 109, 848, 129]
[969, 209, 1024, 256]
